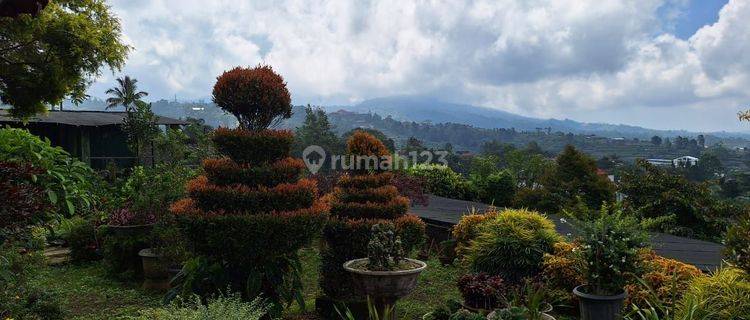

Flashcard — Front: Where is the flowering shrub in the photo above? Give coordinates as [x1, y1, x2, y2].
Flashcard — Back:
[107, 207, 156, 226]
[457, 273, 507, 310]
[212, 65, 292, 131]
[466, 209, 561, 284]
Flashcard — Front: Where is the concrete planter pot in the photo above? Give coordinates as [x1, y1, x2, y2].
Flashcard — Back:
[343, 258, 427, 320]
[138, 248, 170, 291]
[573, 285, 627, 320]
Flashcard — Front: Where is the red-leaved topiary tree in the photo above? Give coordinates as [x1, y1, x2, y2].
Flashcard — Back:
[172, 66, 325, 314]
[212, 65, 292, 131]
[317, 131, 426, 315]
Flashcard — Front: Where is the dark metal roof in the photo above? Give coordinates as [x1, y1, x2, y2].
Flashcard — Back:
[0, 110, 188, 126]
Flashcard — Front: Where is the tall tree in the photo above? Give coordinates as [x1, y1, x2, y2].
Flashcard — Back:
[0, 0, 129, 118]
[543, 145, 615, 210]
[105, 76, 148, 112]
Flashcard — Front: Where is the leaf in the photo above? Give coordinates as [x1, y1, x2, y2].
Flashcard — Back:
[66, 199, 75, 215]
[47, 190, 58, 204]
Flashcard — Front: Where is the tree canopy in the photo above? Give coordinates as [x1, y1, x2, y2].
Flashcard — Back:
[0, 0, 130, 118]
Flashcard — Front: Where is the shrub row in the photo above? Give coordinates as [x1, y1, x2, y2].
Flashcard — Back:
[186, 176, 316, 213]
[211, 128, 294, 165]
[203, 157, 304, 187]
[335, 185, 400, 203]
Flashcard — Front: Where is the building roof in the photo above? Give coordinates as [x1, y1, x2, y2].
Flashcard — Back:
[0, 110, 188, 126]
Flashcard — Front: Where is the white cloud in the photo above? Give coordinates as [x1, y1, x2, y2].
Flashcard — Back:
[88, 0, 750, 131]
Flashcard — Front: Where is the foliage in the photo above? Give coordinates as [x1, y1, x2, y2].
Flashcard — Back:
[541, 241, 586, 304]
[0, 0, 129, 118]
[392, 172, 429, 206]
[724, 212, 750, 273]
[674, 268, 750, 319]
[567, 203, 649, 295]
[364, 223, 405, 271]
[619, 160, 729, 239]
[121, 164, 196, 218]
[172, 127, 326, 314]
[452, 208, 500, 258]
[212, 65, 292, 131]
[1, 243, 66, 320]
[512, 187, 561, 215]
[101, 226, 151, 280]
[105, 76, 148, 112]
[121, 102, 160, 159]
[130, 294, 268, 320]
[63, 217, 101, 262]
[542, 145, 615, 211]
[107, 207, 156, 226]
[0, 127, 98, 216]
[474, 170, 517, 207]
[406, 163, 476, 200]
[466, 209, 561, 284]
[394, 214, 427, 254]
[447, 309, 485, 320]
[457, 272, 507, 309]
[625, 250, 703, 310]
[293, 105, 344, 172]
[0, 161, 51, 238]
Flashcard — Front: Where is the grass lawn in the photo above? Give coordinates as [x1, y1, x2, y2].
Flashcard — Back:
[29, 247, 464, 319]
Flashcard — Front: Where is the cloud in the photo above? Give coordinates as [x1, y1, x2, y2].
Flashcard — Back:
[88, 0, 750, 131]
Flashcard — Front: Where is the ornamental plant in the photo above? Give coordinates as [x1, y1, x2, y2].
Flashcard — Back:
[211, 65, 292, 131]
[171, 68, 325, 313]
[319, 131, 426, 302]
[365, 223, 405, 271]
[0, 161, 51, 240]
[568, 203, 649, 295]
[724, 212, 750, 273]
[457, 273, 507, 310]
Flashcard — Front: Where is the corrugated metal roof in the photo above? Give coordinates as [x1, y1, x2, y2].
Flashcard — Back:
[0, 110, 188, 126]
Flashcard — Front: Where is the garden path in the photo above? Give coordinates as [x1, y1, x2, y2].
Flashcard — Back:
[411, 195, 724, 271]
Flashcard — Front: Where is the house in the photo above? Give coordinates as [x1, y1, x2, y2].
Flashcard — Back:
[0, 110, 187, 168]
[673, 155, 699, 167]
[646, 158, 674, 167]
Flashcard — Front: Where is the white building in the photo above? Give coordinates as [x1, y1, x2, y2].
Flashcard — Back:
[646, 158, 673, 167]
[673, 156, 699, 167]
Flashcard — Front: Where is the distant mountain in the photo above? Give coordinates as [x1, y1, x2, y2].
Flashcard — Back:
[337, 95, 750, 140]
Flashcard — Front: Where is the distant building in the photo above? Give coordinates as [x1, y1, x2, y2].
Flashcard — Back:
[646, 158, 673, 167]
[0, 110, 186, 168]
[673, 156, 699, 167]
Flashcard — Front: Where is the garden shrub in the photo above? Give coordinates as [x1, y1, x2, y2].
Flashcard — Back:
[625, 249, 703, 309]
[675, 267, 750, 319]
[452, 208, 500, 258]
[63, 217, 102, 263]
[0, 161, 52, 239]
[724, 213, 750, 273]
[466, 209, 561, 284]
[121, 164, 196, 218]
[406, 163, 475, 200]
[0, 128, 98, 216]
[457, 272, 507, 310]
[131, 294, 268, 320]
[319, 131, 426, 305]
[541, 241, 586, 304]
[171, 126, 326, 313]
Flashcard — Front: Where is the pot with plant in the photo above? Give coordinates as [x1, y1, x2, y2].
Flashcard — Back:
[568, 204, 649, 320]
[343, 223, 427, 319]
[103, 206, 157, 280]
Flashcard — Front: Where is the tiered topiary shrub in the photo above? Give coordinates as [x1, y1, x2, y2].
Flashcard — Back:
[170, 65, 327, 313]
[318, 131, 426, 311]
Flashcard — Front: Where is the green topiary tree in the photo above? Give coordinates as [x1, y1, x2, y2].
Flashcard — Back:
[171, 67, 325, 314]
[466, 208, 561, 284]
[319, 131, 426, 309]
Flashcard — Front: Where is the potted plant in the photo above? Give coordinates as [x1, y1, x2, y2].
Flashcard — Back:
[343, 223, 427, 319]
[568, 204, 648, 320]
[102, 206, 157, 280]
[106, 207, 156, 237]
[457, 273, 506, 312]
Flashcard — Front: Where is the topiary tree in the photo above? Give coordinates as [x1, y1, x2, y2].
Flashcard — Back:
[318, 131, 426, 312]
[171, 67, 325, 314]
[212, 65, 292, 131]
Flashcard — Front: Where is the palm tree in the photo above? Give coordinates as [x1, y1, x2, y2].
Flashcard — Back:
[105, 76, 148, 112]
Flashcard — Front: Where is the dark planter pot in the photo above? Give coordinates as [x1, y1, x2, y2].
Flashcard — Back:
[573, 285, 627, 320]
[138, 248, 170, 291]
[343, 258, 426, 320]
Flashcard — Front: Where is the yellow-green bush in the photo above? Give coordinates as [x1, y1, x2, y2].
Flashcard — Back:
[452, 208, 500, 258]
[675, 267, 750, 319]
[466, 209, 561, 283]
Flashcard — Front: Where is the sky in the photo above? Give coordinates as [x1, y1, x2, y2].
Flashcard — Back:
[87, 0, 750, 132]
